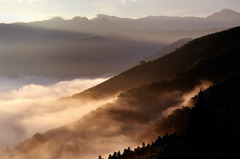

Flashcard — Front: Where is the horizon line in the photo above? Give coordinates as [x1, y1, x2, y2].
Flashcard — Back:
[1, 8, 238, 24]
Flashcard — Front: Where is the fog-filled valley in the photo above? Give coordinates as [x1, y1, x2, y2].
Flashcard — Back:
[0, 76, 110, 148]
[0, 8, 240, 159]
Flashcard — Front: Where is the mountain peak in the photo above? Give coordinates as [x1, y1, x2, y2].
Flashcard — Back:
[208, 9, 240, 20]
[220, 8, 239, 14]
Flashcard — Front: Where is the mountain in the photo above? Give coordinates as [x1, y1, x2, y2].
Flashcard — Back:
[13, 15, 225, 44]
[19, 16, 136, 35]
[207, 9, 240, 21]
[72, 27, 240, 100]
[4, 27, 240, 159]
[1, 9, 237, 53]
[2, 9, 235, 75]
[2, 9, 236, 47]
[144, 38, 192, 61]
[107, 73, 240, 159]
[0, 36, 163, 78]
[7, 9, 239, 36]
[92, 9, 240, 30]
[0, 22, 225, 79]
[1, 12, 228, 79]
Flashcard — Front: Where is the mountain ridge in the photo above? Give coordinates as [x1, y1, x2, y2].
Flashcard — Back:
[91, 9, 240, 30]
[72, 27, 240, 100]
[4, 9, 238, 32]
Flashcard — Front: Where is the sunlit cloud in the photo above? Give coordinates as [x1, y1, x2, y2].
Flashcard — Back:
[1, 78, 214, 159]
[0, 76, 110, 148]
[0, 78, 107, 101]
[161, 80, 213, 117]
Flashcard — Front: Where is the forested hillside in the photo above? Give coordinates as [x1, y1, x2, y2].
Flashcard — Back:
[107, 73, 240, 159]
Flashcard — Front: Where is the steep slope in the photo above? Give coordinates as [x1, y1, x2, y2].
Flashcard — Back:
[73, 27, 240, 99]
[6, 27, 240, 159]
[107, 73, 240, 159]
[122, 37, 240, 142]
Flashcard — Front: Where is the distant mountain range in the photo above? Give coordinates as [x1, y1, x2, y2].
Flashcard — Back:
[4, 26, 240, 159]
[94, 9, 240, 30]
[2, 9, 238, 78]
[15, 9, 240, 32]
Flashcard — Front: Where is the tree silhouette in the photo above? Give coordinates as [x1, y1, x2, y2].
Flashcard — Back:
[139, 60, 146, 65]
[98, 155, 103, 159]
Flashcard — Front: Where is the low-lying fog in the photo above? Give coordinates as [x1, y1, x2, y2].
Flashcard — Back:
[0, 75, 109, 148]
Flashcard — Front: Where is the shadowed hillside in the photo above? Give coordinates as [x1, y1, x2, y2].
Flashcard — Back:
[107, 73, 240, 159]
[73, 27, 240, 99]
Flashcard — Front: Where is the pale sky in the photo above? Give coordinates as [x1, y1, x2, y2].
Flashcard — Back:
[0, 0, 240, 23]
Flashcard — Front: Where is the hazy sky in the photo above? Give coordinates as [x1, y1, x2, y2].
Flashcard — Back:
[0, 0, 240, 23]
